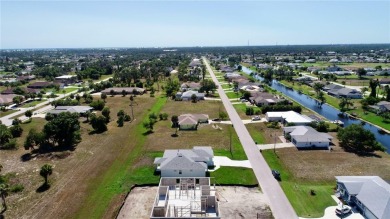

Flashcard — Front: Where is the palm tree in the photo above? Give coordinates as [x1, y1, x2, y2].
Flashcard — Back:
[40, 164, 53, 186]
[318, 91, 326, 107]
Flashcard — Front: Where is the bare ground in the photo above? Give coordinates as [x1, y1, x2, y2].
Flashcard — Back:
[117, 186, 272, 219]
[0, 95, 157, 219]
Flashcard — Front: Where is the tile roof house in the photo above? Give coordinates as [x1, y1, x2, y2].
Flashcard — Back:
[335, 176, 390, 219]
[178, 114, 209, 130]
[283, 126, 333, 148]
[249, 92, 284, 106]
[154, 146, 214, 177]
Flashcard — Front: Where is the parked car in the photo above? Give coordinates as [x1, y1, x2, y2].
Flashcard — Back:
[241, 99, 248, 102]
[271, 170, 281, 180]
[252, 116, 261, 121]
[335, 205, 352, 215]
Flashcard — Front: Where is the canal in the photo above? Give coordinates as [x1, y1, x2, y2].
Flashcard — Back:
[241, 66, 390, 151]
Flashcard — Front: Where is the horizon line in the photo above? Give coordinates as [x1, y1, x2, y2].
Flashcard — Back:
[1, 43, 390, 51]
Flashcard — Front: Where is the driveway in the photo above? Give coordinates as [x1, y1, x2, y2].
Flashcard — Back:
[257, 143, 295, 150]
[209, 156, 252, 172]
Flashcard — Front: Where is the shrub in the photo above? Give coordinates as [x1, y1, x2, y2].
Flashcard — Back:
[2, 139, 18, 150]
[89, 100, 105, 111]
[10, 124, 23, 138]
[10, 184, 24, 193]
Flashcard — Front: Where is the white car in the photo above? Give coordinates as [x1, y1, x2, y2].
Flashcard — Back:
[335, 205, 352, 215]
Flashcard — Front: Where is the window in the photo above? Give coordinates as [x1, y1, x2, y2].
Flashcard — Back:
[179, 170, 182, 175]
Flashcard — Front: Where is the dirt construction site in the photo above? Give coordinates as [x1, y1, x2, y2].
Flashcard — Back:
[117, 186, 273, 219]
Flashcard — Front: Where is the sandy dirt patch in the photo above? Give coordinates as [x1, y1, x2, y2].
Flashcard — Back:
[117, 186, 272, 219]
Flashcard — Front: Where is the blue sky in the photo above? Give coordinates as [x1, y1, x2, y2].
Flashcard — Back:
[1, 1, 389, 49]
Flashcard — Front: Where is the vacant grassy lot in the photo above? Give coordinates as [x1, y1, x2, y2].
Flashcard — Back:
[145, 99, 246, 160]
[246, 122, 283, 144]
[262, 145, 390, 218]
[1, 94, 161, 219]
[210, 167, 257, 186]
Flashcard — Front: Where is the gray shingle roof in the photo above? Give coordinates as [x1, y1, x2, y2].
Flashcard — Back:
[154, 147, 213, 171]
[336, 176, 390, 219]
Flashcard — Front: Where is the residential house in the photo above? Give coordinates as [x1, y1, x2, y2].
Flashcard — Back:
[27, 81, 55, 89]
[1, 87, 38, 95]
[250, 92, 283, 106]
[178, 114, 209, 130]
[154, 146, 214, 177]
[324, 84, 363, 99]
[47, 106, 93, 116]
[54, 75, 77, 85]
[180, 82, 201, 92]
[176, 90, 205, 101]
[266, 111, 314, 125]
[188, 59, 202, 68]
[101, 87, 146, 95]
[283, 126, 332, 148]
[224, 73, 242, 80]
[335, 176, 390, 219]
[379, 78, 390, 85]
[150, 177, 220, 219]
[0, 94, 19, 106]
[327, 88, 363, 99]
[17, 75, 35, 82]
[369, 101, 390, 113]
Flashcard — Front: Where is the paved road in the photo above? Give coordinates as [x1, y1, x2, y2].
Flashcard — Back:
[0, 77, 112, 126]
[203, 57, 298, 219]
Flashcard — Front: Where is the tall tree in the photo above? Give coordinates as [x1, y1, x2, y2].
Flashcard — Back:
[337, 124, 384, 152]
[42, 112, 81, 148]
[25, 110, 33, 121]
[200, 79, 217, 95]
[101, 93, 107, 102]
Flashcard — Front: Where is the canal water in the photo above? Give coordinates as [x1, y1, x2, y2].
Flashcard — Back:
[241, 66, 390, 151]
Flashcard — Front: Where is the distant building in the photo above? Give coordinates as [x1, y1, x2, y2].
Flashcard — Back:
[0, 94, 19, 106]
[27, 81, 55, 89]
[54, 75, 77, 85]
[101, 87, 146, 95]
[47, 106, 93, 116]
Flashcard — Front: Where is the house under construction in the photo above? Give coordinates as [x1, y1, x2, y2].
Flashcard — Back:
[150, 177, 220, 219]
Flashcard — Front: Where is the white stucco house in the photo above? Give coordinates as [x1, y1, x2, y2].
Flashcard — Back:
[283, 126, 333, 148]
[154, 147, 214, 177]
[175, 90, 205, 101]
[335, 176, 390, 219]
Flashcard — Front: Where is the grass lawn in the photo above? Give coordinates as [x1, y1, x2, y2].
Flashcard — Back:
[233, 104, 251, 119]
[221, 84, 231, 89]
[262, 146, 390, 218]
[246, 123, 267, 144]
[225, 91, 240, 99]
[75, 95, 167, 219]
[210, 167, 257, 186]
[0, 109, 17, 117]
[19, 99, 46, 108]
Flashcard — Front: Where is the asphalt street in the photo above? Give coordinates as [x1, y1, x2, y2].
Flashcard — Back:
[203, 57, 298, 219]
